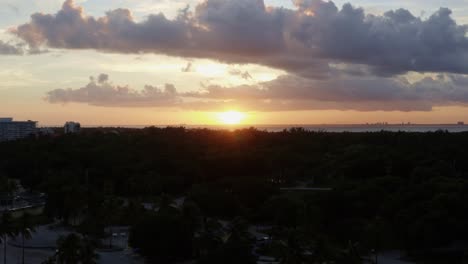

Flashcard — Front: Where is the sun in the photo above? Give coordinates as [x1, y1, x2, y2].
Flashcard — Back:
[217, 111, 246, 125]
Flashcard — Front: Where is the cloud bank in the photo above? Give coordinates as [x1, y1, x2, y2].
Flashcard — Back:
[46, 73, 468, 112]
[12, 0, 468, 76]
[46, 74, 182, 107]
[13, 0, 468, 112]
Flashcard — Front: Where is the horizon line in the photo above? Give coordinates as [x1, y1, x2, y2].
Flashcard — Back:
[37, 123, 467, 128]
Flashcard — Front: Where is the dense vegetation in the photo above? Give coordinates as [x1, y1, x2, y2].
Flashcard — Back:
[2, 127, 468, 263]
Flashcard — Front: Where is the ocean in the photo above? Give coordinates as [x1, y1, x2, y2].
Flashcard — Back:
[107, 124, 468, 133]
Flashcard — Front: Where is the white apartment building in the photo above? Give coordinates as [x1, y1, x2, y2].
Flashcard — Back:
[64, 121, 81, 134]
[0, 118, 37, 141]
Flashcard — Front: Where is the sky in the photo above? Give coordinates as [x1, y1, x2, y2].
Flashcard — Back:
[2, 0, 468, 126]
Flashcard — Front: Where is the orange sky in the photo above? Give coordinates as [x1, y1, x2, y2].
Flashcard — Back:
[2, 0, 468, 126]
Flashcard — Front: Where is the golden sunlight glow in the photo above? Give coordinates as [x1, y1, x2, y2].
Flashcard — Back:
[304, 9, 315, 16]
[196, 63, 228, 77]
[217, 111, 246, 125]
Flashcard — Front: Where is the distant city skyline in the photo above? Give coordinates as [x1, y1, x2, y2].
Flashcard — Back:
[2, 0, 468, 125]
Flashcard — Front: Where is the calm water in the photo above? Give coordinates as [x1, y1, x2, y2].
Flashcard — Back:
[111, 124, 468, 133]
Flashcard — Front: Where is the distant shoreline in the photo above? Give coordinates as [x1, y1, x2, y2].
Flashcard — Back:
[38, 124, 468, 133]
[40, 123, 467, 127]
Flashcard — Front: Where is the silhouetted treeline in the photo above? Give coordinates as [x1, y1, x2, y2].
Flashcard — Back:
[2, 127, 468, 263]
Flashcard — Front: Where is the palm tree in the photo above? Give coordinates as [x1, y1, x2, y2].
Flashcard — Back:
[226, 217, 251, 243]
[280, 230, 305, 264]
[101, 198, 122, 249]
[80, 237, 99, 264]
[196, 218, 256, 264]
[0, 212, 17, 264]
[0, 178, 17, 195]
[16, 213, 36, 264]
[55, 233, 99, 264]
[56, 234, 81, 264]
[0, 178, 18, 211]
[196, 219, 224, 257]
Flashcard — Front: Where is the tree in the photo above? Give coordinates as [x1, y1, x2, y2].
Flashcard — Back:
[0, 178, 17, 197]
[0, 212, 17, 264]
[130, 212, 193, 262]
[198, 218, 256, 264]
[56, 234, 82, 264]
[101, 198, 122, 249]
[41, 256, 56, 264]
[280, 230, 307, 264]
[182, 199, 203, 234]
[16, 213, 36, 264]
[195, 219, 224, 258]
[55, 234, 99, 264]
[261, 195, 305, 228]
[80, 238, 99, 264]
[225, 217, 251, 243]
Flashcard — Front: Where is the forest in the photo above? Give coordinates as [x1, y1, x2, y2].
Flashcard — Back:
[1, 127, 468, 263]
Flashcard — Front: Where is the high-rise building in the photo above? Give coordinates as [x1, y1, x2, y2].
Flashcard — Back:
[0, 118, 37, 141]
[64, 122, 81, 134]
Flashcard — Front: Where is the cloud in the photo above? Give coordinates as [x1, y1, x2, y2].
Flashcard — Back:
[46, 74, 182, 107]
[12, 0, 468, 77]
[96, 73, 109, 83]
[185, 73, 468, 111]
[229, 69, 253, 80]
[0, 41, 23, 55]
[181, 62, 194, 72]
[45, 73, 468, 112]
[23, 1, 468, 113]
[0, 40, 48, 55]
[6, 4, 20, 15]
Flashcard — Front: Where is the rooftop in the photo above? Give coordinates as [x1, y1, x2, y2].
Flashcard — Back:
[0, 118, 37, 124]
[0, 118, 13, 122]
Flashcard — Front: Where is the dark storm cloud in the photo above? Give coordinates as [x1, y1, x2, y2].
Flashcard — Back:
[12, 0, 468, 76]
[45, 73, 468, 112]
[293, 5, 468, 75]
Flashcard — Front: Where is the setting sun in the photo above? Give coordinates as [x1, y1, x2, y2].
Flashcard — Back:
[217, 111, 246, 125]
